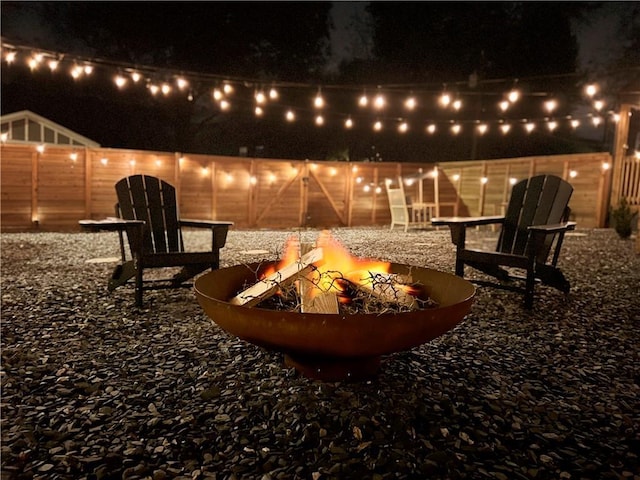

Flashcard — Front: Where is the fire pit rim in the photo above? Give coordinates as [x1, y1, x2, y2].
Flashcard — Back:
[194, 260, 475, 360]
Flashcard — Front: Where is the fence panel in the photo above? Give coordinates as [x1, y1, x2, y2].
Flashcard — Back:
[0, 144, 613, 231]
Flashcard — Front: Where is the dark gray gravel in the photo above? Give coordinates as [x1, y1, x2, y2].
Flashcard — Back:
[2, 227, 639, 480]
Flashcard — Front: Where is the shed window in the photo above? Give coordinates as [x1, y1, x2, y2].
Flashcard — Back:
[58, 134, 70, 144]
[44, 127, 55, 143]
[11, 120, 25, 140]
[28, 120, 41, 142]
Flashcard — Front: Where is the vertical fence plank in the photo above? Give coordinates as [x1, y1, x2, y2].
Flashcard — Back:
[31, 150, 39, 223]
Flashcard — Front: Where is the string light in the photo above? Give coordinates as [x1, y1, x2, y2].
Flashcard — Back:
[315, 115, 324, 126]
[0, 42, 622, 141]
[404, 96, 416, 110]
[114, 75, 127, 88]
[373, 94, 385, 110]
[544, 99, 557, 114]
[585, 84, 598, 98]
[255, 91, 266, 104]
[176, 77, 188, 90]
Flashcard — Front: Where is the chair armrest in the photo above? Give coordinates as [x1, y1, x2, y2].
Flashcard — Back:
[180, 219, 233, 250]
[79, 218, 145, 232]
[180, 219, 234, 229]
[431, 216, 505, 227]
[431, 216, 504, 249]
[528, 222, 576, 234]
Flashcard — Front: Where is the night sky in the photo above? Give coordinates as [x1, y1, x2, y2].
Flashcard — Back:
[1, 2, 638, 162]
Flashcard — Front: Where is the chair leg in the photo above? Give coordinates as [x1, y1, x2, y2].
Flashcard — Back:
[108, 260, 136, 291]
[524, 266, 535, 309]
[135, 260, 143, 307]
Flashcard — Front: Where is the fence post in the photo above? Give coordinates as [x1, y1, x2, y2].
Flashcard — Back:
[611, 103, 632, 205]
[31, 150, 39, 225]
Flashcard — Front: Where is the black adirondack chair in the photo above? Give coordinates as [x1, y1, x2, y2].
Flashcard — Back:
[109, 174, 233, 306]
[431, 174, 576, 308]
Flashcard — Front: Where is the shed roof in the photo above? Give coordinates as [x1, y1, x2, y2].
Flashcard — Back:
[0, 110, 100, 147]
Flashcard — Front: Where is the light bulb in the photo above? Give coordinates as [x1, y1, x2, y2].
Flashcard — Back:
[374, 94, 385, 110]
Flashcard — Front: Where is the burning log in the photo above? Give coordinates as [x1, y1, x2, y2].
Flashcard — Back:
[349, 271, 418, 311]
[298, 242, 339, 314]
[229, 248, 324, 307]
[298, 277, 340, 314]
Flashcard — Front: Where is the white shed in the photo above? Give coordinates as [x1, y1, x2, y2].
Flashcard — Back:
[0, 110, 100, 147]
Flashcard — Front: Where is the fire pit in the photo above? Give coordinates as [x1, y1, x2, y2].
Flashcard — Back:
[195, 241, 475, 380]
[196, 232, 475, 380]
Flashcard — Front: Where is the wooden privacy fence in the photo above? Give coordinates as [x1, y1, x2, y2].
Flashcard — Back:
[0, 143, 620, 231]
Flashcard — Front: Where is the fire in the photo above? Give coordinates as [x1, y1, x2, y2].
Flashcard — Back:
[261, 230, 418, 303]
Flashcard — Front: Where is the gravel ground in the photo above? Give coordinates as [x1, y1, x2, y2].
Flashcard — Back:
[1, 226, 639, 480]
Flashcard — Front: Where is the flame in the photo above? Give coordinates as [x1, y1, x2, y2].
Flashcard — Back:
[260, 231, 417, 301]
[262, 236, 301, 278]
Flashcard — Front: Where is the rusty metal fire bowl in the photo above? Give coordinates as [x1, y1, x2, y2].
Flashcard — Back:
[195, 262, 475, 381]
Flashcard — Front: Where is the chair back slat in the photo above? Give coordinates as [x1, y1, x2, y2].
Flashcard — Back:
[513, 175, 546, 254]
[114, 175, 184, 255]
[497, 175, 573, 259]
[499, 178, 528, 253]
[143, 177, 169, 253]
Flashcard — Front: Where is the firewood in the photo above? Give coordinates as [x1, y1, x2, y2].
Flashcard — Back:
[297, 241, 339, 314]
[229, 248, 324, 307]
[298, 276, 340, 314]
[351, 271, 418, 310]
